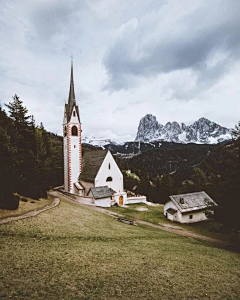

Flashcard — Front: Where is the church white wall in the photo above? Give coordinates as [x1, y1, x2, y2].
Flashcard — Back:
[113, 192, 127, 205]
[95, 151, 123, 193]
[126, 196, 147, 204]
[63, 135, 68, 192]
[70, 135, 80, 192]
[69, 108, 79, 123]
[94, 197, 111, 207]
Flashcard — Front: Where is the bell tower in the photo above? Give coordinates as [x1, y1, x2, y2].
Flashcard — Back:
[63, 60, 82, 193]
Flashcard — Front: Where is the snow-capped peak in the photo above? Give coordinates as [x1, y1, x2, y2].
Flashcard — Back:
[135, 115, 232, 144]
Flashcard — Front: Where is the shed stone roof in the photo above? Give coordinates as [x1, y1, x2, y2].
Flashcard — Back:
[79, 150, 108, 183]
[90, 186, 115, 199]
[169, 191, 218, 214]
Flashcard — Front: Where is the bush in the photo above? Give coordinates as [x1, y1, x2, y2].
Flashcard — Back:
[21, 197, 28, 202]
[0, 194, 20, 210]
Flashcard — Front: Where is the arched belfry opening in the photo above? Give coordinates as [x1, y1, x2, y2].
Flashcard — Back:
[72, 125, 78, 136]
[64, 126, 67, 137]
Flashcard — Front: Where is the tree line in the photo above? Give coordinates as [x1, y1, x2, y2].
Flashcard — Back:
[0, 95, 63, 209]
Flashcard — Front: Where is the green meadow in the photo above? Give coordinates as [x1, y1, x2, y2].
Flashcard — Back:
[0, 199, 240, 300]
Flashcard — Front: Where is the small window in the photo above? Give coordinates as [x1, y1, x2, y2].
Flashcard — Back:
[189, 215, 193, 219]
[74, 145, 76, 148]
[106, 176, 112, 182]
[108, 163, 111, 170]
[73, 111, 76, 117]
[71, 126, 78, 136]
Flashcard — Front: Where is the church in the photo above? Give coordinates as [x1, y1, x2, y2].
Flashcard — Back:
[62, 61, 146, 207]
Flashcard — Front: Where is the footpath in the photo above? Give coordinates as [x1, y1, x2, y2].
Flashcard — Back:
[0, 197, 60, 225]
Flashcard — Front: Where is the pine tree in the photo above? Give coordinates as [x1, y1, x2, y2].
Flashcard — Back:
[5, 94, 30, 126]
[191, 167, 207, 191]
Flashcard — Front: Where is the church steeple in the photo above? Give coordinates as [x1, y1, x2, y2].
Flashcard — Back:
[63, 59, 82, 194]
[65, 59, 80, 122]
[67, 60, 76, 120]
[68, 60, 76, 110]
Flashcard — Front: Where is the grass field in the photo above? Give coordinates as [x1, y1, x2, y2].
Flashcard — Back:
[0, 199, 240, 300]
[108, 203, 240, 244]
[0, 197, 52, 220]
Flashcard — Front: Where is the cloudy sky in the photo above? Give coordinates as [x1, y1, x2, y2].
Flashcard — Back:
[0, 0, 240, 142]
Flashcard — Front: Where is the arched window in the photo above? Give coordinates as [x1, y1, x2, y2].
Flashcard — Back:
[108, 163, 111, 170]
[71, 126, 78, 136]
[106, 176, 112, 182]
[64, 126, 67, 137]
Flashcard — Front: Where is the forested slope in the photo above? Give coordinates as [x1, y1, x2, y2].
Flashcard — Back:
[0, 95, 63, 207]
[0, 95, 102, 209]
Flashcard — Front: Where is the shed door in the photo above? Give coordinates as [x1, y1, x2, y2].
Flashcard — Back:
[119, 196, 123, 206]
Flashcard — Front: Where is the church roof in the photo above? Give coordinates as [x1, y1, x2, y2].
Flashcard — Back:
[90, 186, 115, 199]
[169, 191, 218, 213]
[65, 61, 80, 122]
[79, 150, 108, 182]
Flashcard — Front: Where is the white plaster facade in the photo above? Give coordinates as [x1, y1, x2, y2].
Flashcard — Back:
[94, 151, 127, 205]
[95, 151, 123, 193]
[94, 198, 111, 207]
[164, 200, 208, 223]
[63, 108, 82, 194]
[126, 196, 147, 205]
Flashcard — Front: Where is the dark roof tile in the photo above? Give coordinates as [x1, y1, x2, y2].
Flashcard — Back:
[91, 186, 115, 199]
[79, 150, 108, 182]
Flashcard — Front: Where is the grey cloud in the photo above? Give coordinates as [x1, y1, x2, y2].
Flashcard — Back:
[30, 0, 85, 40]
[103, 1, 240, 95]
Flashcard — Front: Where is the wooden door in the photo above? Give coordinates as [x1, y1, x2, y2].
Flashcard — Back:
[119, 196, 123, 206]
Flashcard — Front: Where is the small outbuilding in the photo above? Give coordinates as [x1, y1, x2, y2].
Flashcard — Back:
[164, 191, 218, 223]
[88, 186, 116, 207]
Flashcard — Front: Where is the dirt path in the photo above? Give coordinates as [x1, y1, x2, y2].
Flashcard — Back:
[0, 197, 60, 225]
[136, 220, 229, 247]
[55, 191, 231, 248]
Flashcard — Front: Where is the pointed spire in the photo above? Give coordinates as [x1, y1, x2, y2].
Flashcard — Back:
[68, 59, 76, 109]
[66, 58, 80, 123]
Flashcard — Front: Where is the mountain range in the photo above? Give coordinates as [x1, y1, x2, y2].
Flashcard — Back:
[135, 115, 232, 144]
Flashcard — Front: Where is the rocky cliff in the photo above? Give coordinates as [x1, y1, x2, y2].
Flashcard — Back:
[135, 114, 232, 144]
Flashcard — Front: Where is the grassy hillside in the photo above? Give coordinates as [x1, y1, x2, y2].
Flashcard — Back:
[1, 199, 240, 300]
[0, 197, 52, 220]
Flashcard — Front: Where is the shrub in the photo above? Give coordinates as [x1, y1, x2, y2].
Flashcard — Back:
[0, 194, 20, 210]
[21, 197, 28, 202]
